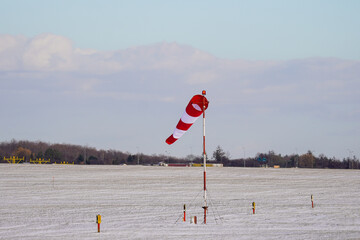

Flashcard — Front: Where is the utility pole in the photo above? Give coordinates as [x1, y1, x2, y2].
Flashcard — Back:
[243, 147, 246, 167]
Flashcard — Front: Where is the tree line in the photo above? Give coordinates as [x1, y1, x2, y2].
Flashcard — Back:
[0, 140, 186, 165]
[212, 146, 360, 169]
[0, 140, 359, 169]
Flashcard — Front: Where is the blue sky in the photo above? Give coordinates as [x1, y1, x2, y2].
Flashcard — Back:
[1, 0, 360, 60]
[1, 0, 360, 160]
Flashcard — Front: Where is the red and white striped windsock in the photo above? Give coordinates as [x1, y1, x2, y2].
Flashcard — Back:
[166, 94, 209, 145]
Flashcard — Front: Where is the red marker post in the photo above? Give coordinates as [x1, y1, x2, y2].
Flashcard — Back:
[183, 204, 186, 222]
[252, 202, 255, 214]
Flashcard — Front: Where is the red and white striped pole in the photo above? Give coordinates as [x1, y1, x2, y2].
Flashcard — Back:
[202, 90, 208, 224]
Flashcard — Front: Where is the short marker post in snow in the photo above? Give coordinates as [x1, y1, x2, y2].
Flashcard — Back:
[252, 202, 256, 214]
[183, 204, 186, 222]
[190, 216, 197, 224]
[311, 194, 314, 208]
[96, 214, 101, 233]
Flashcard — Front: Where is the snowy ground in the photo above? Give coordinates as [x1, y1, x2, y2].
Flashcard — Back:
[0, 164, 359, 239]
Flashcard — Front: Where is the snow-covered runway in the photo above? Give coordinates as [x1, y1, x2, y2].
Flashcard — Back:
[0, 165, 359, 239]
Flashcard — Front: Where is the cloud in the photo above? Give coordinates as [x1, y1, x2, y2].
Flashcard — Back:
[0, 35, 26, 70]
[0, 35, 219, 73]
[1, 34, 359, 116]
[22, 34, 75, 71]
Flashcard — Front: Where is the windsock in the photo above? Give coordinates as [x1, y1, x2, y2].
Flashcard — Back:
[166, 94, 209, 145]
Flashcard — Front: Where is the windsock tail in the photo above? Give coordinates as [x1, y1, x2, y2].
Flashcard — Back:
[166, 135, 177, 145]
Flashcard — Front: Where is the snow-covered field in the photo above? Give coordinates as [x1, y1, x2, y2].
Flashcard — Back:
[0, 164, 359, 239]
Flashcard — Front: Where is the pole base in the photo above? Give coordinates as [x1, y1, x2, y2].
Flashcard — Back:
[202, 206, 208, 224]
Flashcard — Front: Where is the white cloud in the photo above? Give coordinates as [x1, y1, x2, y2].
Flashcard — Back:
[0, 35, 26, 70]
[0, 35, 24, 53]
[1, 34, 359, 115]
[22, 34, 75, 71]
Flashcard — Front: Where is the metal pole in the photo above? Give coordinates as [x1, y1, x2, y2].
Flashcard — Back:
[202, 90, 208, 224]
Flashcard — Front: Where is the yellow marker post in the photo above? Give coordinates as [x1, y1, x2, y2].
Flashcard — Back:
[252, 202, 256, 214]
[311, 195, 314, 208]
[96, 214, 101, 232]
